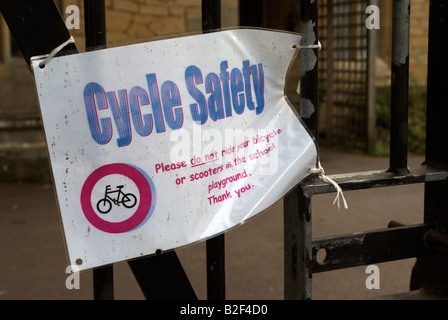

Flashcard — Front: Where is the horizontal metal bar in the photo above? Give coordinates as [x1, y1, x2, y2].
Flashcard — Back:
[312, 224, 432, 273]
[301, 165, 448, 197]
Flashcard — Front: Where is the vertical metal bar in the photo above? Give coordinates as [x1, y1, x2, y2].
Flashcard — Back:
[201, 0, 225, 300]
[425, 1, 448, 169]
[284, 0, 318, 300]
[84, 0, 113, 300]
[84, 0, 106, 50]
[389, 0, 410, 174]
[299, 0, 320, 138]
[421, 0, 448, 296]
[202, 0, 221, 32]
[239, 0, 263, 27]
[206, 235, 225, 300]
[93, 265, 114, 300]
[284, 187, 312, 300]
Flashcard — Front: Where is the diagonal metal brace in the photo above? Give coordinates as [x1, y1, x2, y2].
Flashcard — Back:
[128, 251, 197, 300]
[0, 0, 76, 65]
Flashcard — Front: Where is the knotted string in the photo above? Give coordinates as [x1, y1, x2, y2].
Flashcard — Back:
[293, 40, 322, 51]
[295, 41, 322, 96]
[309, 161, 348, 210]
[38, 36, 75, 68]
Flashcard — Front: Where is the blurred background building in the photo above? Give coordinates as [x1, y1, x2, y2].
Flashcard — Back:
[0, 0, 429, 182]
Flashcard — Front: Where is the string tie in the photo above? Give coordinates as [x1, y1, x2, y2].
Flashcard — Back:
[38, 36, 75, 68]
[309, 161, 348, 210]
[293, 40, 322, 51]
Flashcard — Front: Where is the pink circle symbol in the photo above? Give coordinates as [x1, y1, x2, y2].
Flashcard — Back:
[80, 163, 155, 234]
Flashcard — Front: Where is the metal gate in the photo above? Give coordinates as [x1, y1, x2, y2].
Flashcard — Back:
[285, 0, 448, 299]
[2, 0, 448, 300]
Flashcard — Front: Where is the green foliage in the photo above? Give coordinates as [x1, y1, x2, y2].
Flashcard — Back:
[407, 86, 427, 154]
[374, 84, 427, 156]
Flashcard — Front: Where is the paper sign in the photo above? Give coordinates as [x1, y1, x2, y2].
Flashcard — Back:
[31, 29, 317, 270]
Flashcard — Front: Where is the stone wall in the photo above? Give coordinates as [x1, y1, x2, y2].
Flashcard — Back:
[60, 0, 238, 49]
[409, 0, 429, 85]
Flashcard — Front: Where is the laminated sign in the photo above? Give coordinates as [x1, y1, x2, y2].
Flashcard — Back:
[32, 29, 318, 270]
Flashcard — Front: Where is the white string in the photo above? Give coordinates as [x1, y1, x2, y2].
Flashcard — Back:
[309, 161, 349, 210]
[294, 40, 322, 51]
[38, 36, 75, 68]
[294, 41, 322, 96]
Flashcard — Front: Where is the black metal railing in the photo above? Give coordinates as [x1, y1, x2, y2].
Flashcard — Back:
[284, 0, 448, 300]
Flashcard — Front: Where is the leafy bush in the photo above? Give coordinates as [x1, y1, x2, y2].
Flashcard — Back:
[374, 84, 427, 156]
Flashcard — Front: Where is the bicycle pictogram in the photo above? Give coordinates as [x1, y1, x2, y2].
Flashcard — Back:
[96, 185, 137, 214]
[81, 163, 155, 234]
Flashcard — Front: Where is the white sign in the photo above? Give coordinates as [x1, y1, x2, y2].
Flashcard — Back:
[31, 29, 318, 270]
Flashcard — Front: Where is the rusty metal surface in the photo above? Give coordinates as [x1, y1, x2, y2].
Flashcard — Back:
[301, 165, 448, 197]
[285, 0, 448, 300]
[312, 223, 432, 273]
[284, 0, 319, 301]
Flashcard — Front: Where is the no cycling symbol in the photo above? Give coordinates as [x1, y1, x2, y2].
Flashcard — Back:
[80, 163, 156, 234]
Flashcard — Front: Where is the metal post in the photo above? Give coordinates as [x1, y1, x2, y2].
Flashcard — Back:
[284, 188, 312, 300]
[93, 265, 114, 300]
[201, 0, 226, 300]
[284, 0, 318, 300]
[84, 0, 114, 300]
[299, 0, 320, 138]
[421, 0, 448, 296]
[389, 0, 410, 175]
[425, 2, 448, 169]
[202, 0, 221, 32]
[84, 0, 106, 50]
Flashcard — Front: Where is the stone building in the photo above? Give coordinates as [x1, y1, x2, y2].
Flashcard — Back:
[60, 0, 239, 49]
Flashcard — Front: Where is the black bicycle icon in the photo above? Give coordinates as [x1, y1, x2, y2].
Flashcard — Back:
[96, 185, 137, 214]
